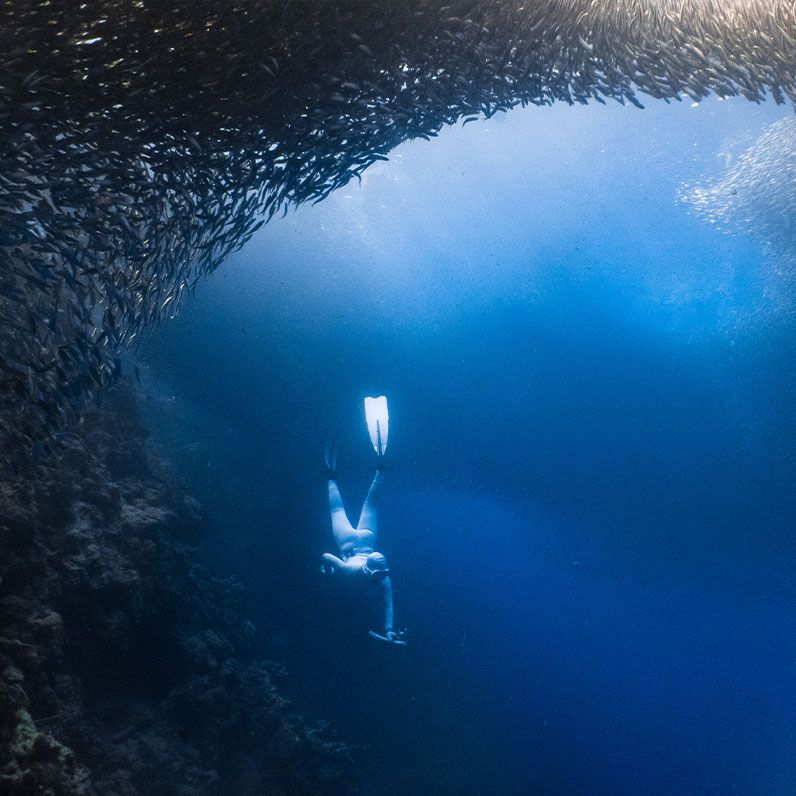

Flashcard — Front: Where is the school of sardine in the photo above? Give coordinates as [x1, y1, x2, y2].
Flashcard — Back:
[1, 0, 794, 462]
[683, 116, 796, 303]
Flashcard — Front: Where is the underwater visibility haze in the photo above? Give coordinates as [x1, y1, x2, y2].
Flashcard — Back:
[1, 2, 795, 794]
[141, 98, 795, 794]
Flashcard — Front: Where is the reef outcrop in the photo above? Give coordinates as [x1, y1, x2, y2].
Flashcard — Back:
[0, 383, 353, 795]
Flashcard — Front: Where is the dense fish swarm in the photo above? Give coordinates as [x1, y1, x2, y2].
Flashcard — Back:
[1, 0, 795, 459]
[684, 117, 796, 297]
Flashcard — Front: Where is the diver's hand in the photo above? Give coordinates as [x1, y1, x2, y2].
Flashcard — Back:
[321, 553, 344, 575]
[369, 629, 407, 645]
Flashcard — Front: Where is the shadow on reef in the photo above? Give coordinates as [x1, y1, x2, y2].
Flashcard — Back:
[0, 381, 354, 795]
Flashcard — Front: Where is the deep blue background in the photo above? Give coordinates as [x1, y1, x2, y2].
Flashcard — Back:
[140, 98, 794, 794]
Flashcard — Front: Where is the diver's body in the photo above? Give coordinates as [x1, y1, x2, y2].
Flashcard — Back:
[322, 451, 404, 644]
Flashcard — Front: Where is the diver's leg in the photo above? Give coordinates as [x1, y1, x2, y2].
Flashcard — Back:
[328, 479, 354, 548]
[356, 470, 384, 534]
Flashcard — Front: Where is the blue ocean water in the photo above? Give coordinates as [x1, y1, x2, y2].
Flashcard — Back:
[140, 98, 794, 794]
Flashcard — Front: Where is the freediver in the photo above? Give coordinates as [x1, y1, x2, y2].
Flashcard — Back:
[321, 399, 406, 645]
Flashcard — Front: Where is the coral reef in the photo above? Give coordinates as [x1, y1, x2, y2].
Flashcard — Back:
[0, 383, 353, 795]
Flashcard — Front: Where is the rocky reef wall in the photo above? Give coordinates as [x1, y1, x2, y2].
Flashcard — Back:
[0, 383, 354, 795]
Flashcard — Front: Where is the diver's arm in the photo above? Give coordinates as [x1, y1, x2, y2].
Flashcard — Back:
[382, 574, 395, 636]
[321, 552, 345, 574]
[367, 574, 406, 645]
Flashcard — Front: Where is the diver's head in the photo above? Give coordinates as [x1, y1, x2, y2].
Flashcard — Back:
[362, 551, 389, 578]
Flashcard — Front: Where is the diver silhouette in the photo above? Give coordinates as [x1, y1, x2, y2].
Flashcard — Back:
[321, 421, 406, 645]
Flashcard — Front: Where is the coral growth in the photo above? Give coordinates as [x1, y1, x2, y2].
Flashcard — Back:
[0, 383, 353, 794]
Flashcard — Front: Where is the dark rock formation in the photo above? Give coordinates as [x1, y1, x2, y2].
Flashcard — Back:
[0, 383, 354, 795]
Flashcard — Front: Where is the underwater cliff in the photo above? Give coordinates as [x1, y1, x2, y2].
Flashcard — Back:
[0, 382, 353, 794]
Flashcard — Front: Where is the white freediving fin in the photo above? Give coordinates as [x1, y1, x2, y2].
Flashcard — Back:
[364, 395, 389, 456]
